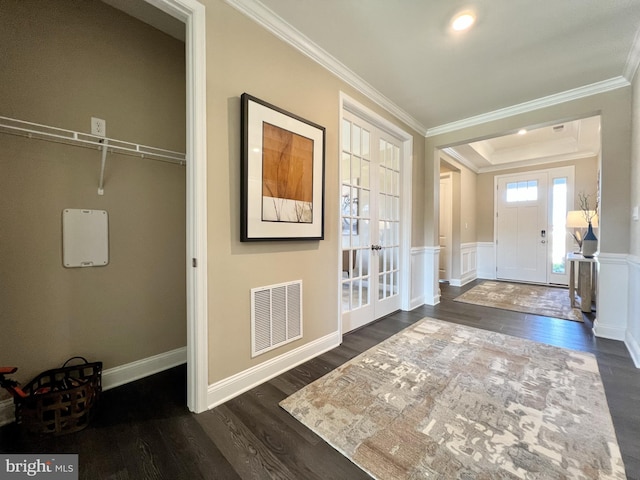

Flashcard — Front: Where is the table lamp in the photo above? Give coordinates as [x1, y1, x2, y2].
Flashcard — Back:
[566, 210, 598, 253]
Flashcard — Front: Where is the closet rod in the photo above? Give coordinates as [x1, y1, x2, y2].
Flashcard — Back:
[0, 116, 186, 165]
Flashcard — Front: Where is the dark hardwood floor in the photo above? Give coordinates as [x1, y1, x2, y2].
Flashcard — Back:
[2, 280, 638, 479]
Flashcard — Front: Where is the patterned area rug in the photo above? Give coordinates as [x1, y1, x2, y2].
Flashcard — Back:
[280, 317, 625, 479]
[454, 281, 584, 322]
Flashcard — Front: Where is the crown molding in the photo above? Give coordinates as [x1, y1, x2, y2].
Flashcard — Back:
[441, 147, 480, 173]
[426, 77, 630, 138]
[224, 0, 427, 136]
[476, 151, 596, 174]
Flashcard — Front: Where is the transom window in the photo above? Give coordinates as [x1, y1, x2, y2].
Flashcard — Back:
[506, 180, 538, 202]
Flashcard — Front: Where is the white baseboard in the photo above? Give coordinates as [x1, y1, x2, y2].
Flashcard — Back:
[410, 295, 426, 310]
[626, 331, 640, 368]
[207, 330, 341, 409]
[0, 347, 187, 427]
[102, 346, 187, 391]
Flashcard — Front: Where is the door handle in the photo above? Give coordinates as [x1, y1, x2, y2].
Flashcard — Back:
[370, 244, 382, 251]
[541, 229, 546, 238]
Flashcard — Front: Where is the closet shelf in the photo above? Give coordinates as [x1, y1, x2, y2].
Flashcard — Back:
[0, 116, 186, 165]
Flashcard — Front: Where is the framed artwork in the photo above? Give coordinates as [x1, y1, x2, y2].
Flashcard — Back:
[241, 93, 325, 241]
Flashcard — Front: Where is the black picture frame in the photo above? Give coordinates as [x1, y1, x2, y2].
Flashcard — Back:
[241, 93, 325, 241]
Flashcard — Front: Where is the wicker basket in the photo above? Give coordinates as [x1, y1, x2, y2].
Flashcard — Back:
[15, 357, 102, 436]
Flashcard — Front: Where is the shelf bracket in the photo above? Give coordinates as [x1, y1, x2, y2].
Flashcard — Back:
[98, 139, 109, 195]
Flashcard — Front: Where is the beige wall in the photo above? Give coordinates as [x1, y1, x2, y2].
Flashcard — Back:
[632, 73, 640, 258]
[0, 1, 187, 388]
[425, 88, 632, 255]
[439, 154, 477, 280]
[475, 157, 599, 241]
[630, 71, 640, 349]
[202, 0, 425, 383]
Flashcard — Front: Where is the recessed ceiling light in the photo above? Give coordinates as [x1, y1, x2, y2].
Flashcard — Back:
[518, 129, 527, 135]
[452, 12, 476, 31]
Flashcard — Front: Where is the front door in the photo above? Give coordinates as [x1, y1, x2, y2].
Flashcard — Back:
[496, 172, 548, 283]
[341, 111, 402, 333]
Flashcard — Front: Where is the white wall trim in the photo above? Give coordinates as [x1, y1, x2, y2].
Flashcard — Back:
[626, 331, 640, 369]
[225, 0, 426, 136]
[145, 0, 209, 414]
[0, 347, 188, 427]
[422, 246, 441, 305]
[426, 77, 629, 137]
[626, 255, 640, 368]
[450, 242, 477, 287]
[102, 347, 188, 391]
[477, 242, 496, 279]
[593, 252, 629, 341]
[410, 247, 427, 309]
[207, 330, 341, 409]
[143, 0, 208, 414]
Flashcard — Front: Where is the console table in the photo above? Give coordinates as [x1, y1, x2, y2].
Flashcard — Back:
[567, 252, 597, 313]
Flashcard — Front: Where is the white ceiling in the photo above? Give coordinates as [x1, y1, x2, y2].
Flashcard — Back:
[104, 0, 640, 169]
[256, 0, 640, 132]
[444, 115, 602, 173]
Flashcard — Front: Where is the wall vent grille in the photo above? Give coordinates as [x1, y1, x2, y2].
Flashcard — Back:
[251, 280, 303, 357]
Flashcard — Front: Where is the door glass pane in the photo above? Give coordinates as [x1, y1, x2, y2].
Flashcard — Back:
[352, 156, 361, 182]
[362, 130, 370, 159]
[341, 153, 351, 183]
[341, 119, 351, 152]
[551, 177, 568, 274]
[352, 279, 361, 309]
[342, 280, 351, 311]
[353, 126, 361, 156]
[341, 116, 372, 314]
[506, 180, 538, 202]
[361, 160, 370, 189]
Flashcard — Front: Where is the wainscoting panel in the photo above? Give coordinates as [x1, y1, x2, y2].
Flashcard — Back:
[451, 243, 477, 286]
[477, 242, 496, 279]
[410, 247, 427, 309]
[423, 246, 441, 306]
[594, 253, 629, 341]
[626, 255, 640, 368]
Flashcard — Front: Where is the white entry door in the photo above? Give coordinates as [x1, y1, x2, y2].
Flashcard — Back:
[341, 111, 402, 333]
[496, 172, 548, 283]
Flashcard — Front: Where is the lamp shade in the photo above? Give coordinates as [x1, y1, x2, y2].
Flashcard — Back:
[566, 210, 598, 228]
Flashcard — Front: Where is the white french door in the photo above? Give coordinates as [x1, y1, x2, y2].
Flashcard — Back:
[341, 111, 402, 333]
[495, 167, 574, 285]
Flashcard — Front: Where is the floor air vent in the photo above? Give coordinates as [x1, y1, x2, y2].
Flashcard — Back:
[251, 280, 303, 357]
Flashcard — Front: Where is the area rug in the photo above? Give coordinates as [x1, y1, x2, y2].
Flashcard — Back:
[280, 317, 625, 479]
[453, 280, 584, 322]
